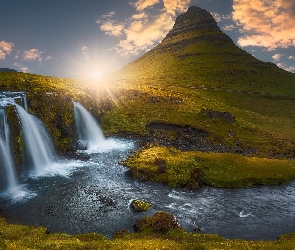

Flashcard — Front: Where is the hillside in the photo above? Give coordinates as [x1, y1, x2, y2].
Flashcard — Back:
[114, 6, 295, 95]
[101, 7, 295, 162]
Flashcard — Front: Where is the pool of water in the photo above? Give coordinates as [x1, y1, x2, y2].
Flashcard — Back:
[1, 138, 295, 240]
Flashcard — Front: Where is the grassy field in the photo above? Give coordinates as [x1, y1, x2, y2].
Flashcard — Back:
[1, 217, 295, 250]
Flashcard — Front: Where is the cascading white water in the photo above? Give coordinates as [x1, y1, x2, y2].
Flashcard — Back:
[73, 101, 106, 149]
[0, 108, 19, 194]
[14, 104, 57, 175]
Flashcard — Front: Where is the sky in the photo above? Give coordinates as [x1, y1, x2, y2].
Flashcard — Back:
[0, 0, 295, 80]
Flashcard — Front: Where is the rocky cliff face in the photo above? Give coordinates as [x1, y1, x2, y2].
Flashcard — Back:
[156, 6, 233, 53]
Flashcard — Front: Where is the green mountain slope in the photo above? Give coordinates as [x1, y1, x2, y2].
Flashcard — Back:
[115, 6, 295, 95]
[103, 6, 295, 159]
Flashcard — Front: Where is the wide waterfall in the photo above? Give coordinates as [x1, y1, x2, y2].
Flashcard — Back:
[0, 108, 19, 195]
[15, 104, 57, 175]
[73, 101, 106, 150]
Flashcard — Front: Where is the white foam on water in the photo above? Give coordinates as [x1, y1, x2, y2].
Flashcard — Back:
[82, 138, 134, 154]
[27, 160, 85, 179]
[239, 210, 253, 218]
[0, 184, 36, 203]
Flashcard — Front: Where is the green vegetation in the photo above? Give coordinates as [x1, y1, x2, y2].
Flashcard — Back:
[1, 217, 295, 249]
[1, 7, 295, 249]
[131, 200, 152, 212]
[123, 146, 295, 188]
[0, 72, 110, 156]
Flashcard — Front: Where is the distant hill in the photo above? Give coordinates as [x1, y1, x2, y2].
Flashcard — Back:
[115, 6, 295, 95]
[0, 68, 17, 73]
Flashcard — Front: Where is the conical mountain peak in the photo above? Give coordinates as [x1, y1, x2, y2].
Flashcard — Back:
[162, 6, 232, 44]
[117, 6, 295, 94]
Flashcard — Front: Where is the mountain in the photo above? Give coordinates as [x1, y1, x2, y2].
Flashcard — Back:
[115, 6, 295, 95]
[103, 6, 295, 158]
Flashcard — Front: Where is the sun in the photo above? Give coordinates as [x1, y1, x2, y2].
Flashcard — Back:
[90, 69, 104, 81]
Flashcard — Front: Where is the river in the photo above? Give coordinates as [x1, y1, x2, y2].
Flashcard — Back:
[1, 138, 295, 240]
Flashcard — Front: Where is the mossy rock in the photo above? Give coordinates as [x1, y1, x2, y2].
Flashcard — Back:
[131, 200, 152, 212]
[134, 211, 181, 233]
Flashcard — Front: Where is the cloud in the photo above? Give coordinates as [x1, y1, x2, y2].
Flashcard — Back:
[45, 55, 53, 61]
[81, 46, 90, 59]
[132, 0, 160, 11]
[101, 11, 116, 18]
[114, 12, 174, 57]
[162, 0, 191, 14]
[132, 12, 148, 19]
[223, 24, 236, 31]
[100, 21, 125, 37]
[99, 0, 191, 57]
[0, 41, 14, 60]
[23, 49, 42, 62]
[276, 62, 295, 72]
[13, 63, 30, 73]
[211, 12, 232, 23]
[211, 12, 222, 22]
[232, 0, 295, 50]
[272, 53, 283, 61]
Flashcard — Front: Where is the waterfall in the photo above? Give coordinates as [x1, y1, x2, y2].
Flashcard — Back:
[14, 104, 57, 175]
[0, 108, 19, 194]
[73, 101, 105, 149]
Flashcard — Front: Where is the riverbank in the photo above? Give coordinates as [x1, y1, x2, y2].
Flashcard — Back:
[1, 216, 295, 249]
[123, 145, 295, 188]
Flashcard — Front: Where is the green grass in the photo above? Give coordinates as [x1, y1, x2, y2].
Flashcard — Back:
[123, 146, 295, 188]
[2, 217, 295, 249]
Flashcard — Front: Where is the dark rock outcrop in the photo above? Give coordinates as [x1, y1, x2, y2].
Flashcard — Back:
[203, 109, 235, 123]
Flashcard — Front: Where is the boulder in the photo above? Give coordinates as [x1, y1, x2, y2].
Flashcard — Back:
[134, 211, 181, 233]
[131, 200, 152, 212]
[75, 140, 89, 150]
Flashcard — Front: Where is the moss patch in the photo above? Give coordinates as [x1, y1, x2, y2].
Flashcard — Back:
[131, 200, 152, 212]
[123, 146, 295, 188]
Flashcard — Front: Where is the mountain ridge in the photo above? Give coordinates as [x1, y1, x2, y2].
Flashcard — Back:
[114, 6, 295, 95]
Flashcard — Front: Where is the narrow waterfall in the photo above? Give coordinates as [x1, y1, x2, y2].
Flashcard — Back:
[14, 104, 57, 175]
[73, 101, 105, 149]
[0, 108, 19, 194]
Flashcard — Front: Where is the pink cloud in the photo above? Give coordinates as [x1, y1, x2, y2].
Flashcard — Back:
[99, 0, 192, 57]
[132, 0, 160, 11]
[13, 63, 30, 73]
[23, 49, 42, 62]
[100, 21, 124, 37]
[0, 41, 14, 59]
[232, 0, 295, 49]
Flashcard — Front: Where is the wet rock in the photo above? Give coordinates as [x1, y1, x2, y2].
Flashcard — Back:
[154, 158, 167, 174]
[186, 168, 204, 190]
[75, 140, 89, 150]
[131, 200, 152, 212]
[193, 227, 201, 233]
[75, 152, 90, 161]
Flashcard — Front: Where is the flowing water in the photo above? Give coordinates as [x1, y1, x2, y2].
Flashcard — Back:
[14, 104, 57, 176]
[73, 101, 105, 149]
[1, 140, 295, 240]
[1, 94, 295, 241]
